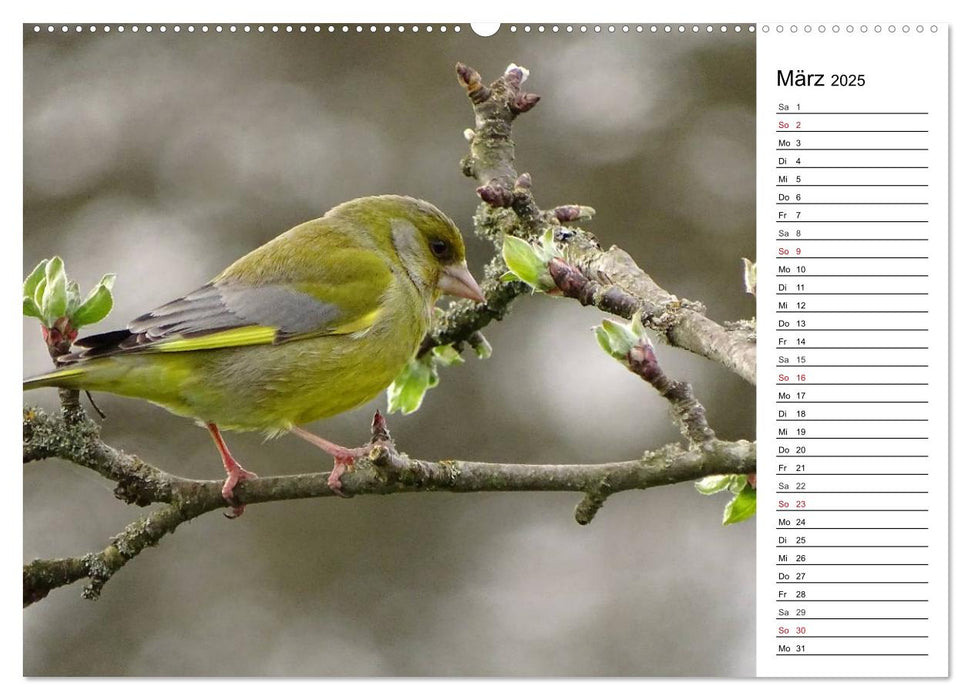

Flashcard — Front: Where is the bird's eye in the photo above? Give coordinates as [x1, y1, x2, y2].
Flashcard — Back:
[430, 239, 449, 258]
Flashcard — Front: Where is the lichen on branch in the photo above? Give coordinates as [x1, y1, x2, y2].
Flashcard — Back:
[421, 62, 756, 385]
[23, 406, 755, 604]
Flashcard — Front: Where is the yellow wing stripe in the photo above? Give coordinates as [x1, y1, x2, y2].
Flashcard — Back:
[152, 310, 381, 353]
[154, 326, 278, 352]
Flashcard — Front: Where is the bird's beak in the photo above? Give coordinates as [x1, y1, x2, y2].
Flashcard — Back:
[439, 262, 487, 303]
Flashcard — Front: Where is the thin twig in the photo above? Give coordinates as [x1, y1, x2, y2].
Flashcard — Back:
[419, 62, 756, 384]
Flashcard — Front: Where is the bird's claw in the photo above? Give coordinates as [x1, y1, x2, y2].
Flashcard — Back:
[328, 455, 354, 498]
[221, 465, 259, 518]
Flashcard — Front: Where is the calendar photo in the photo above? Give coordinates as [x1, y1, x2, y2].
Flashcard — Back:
[20, 19, 948, 680]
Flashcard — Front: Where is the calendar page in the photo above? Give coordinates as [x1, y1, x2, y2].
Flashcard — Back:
[20, 18, 949, 682]
[756, 24, 948, 678]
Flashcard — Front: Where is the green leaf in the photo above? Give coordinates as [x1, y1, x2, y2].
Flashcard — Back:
[65, 280, 81, 314]
[594, 318, 640, 359]
[41, 257, 69, 323]
[727, 474, 749, 494]
[538, 228, 558, 259]
[32, 276, 47, 310]
[23, 260, 48, 300]
[23, 296, 43, 319]
[501, 235, 554, 291]
[501, 235, 541, 286]
[432, 344, 464, 367]
[723, 483, 757, 525]
[44, 256, 64, 281]
[694, 474, 733, 495]
[387, 356, 439, 415]
[72, 273, 116, 327]
[470, 334, 492, 360]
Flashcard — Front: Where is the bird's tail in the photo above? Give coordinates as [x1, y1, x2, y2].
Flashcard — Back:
[23, 366, 87, 392]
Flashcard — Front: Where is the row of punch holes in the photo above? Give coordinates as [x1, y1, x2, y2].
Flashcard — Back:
[31, 24, 756, 35]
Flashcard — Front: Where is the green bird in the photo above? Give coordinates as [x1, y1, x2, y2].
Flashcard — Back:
[24, 195, 486, 516]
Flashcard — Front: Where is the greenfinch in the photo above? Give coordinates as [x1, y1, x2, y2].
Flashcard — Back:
[24, 195, 486, 516]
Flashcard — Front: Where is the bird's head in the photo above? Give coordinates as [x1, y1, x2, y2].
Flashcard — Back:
[375, 195, 486, 305]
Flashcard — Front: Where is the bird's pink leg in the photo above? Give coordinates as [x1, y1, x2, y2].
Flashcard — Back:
[206, 422, 258, 518]
[290, 426, 368, 497]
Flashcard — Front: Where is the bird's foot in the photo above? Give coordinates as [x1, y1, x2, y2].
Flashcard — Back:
[206, 422, 259, 519]
[326, 446, 369, 498]
[291, 411, 396, 498]
[221, 462, 259, 519]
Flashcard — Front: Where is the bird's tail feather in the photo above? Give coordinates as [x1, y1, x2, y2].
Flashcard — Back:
[23, 366, 86, 391]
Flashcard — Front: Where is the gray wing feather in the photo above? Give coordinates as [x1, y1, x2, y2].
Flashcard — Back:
[129, 283, 341, 340]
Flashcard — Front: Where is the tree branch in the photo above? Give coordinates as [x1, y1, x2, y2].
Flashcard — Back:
[23, 406, 754, 604]
[420, 63, 756, 385]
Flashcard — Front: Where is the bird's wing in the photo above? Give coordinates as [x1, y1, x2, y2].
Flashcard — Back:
[73, 252, 393, 358]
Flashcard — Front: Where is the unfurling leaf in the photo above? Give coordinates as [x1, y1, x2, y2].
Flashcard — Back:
[73, 274, 116, 327]
[23, 257, 117, 332]
[594, 316, 648, 361]
[23, 296, 42, 320]
[694, 474, 734, 495]
[723, 483, 757, 525]
[696, 474, 757, 525]
[432, 344, 464, 366]
[470, 333, 492, 360]
[742, 258, 757, 296]
[388, 336, 492, 414]
[387, 355, 438, 415]
[501, 234, 555, 292]
[41, 257, 69, 324]
[23, 259, 48, 301]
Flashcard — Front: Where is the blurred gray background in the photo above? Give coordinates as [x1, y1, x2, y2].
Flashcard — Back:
[23, 24, 755, 676]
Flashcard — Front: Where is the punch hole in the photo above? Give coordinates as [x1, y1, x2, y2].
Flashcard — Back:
[470, 23, 500, 37]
